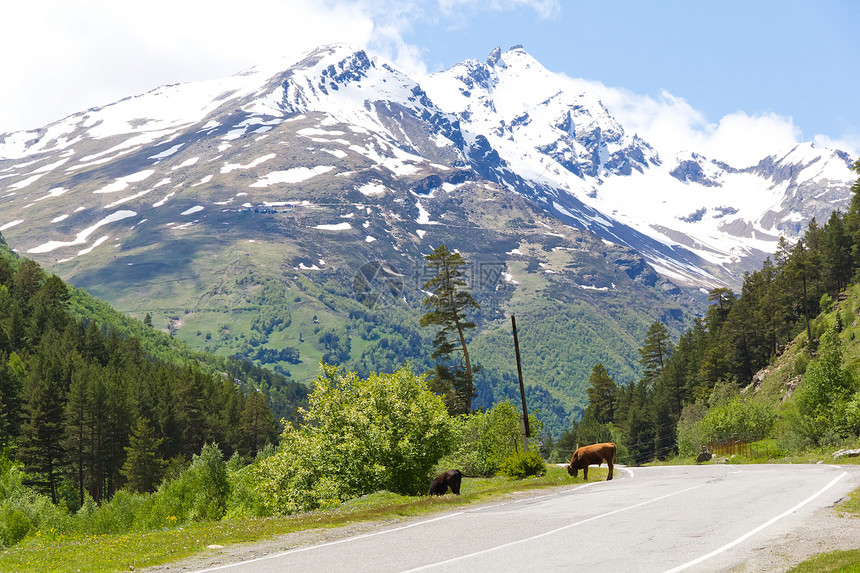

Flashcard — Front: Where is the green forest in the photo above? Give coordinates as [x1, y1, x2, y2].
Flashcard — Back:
[0, 236, 304, 506]
[549, 160, 860, 465]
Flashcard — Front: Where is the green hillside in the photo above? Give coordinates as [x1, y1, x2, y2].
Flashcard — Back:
[556, 161, 860, 465]
[37, 177, 698, 438]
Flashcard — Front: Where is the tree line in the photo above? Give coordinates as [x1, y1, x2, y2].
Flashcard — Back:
[553, 160, 860, 463]
[0, 243, 280, 508]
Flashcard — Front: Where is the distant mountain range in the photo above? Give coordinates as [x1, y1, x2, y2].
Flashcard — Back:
[0, 44, 855, 435]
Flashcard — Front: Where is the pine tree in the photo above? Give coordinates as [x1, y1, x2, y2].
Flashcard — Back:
[639, 322, 673, 385]
[0, 353, 23, 450]
[241, 391, 277, 456]
[822, 211, 853, 293]
[624, 380, 655, 465]
[786, 239, 815, 344]
[121, 416, 165, 493]
[584, 363, 617, 424]
[420, 245, 480, 414]
[19, 332, 75, 503]
[63, 359, 91, 507]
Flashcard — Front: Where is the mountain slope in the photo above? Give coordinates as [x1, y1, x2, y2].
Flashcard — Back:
[0, 44, 854, 435]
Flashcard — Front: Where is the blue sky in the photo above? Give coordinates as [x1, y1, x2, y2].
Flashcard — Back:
[2, 0, 857, 157]
[414, 2, 858, 147]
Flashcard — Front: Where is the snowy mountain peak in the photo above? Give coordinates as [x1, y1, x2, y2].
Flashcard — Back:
[0, 44, 855, 291]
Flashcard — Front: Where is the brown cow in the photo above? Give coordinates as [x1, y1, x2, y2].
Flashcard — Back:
[566, 442, 617, 480]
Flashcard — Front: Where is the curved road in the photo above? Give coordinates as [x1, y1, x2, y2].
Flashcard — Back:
[190, 464, 860, 572]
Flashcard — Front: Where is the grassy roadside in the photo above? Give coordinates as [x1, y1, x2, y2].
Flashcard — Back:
[787, 486, 860, 573]
[3, 460, 855, 573]
[0, 466, 586, 573]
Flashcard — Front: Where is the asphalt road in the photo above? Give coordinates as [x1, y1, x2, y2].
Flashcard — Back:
[189, 463, 860, 573]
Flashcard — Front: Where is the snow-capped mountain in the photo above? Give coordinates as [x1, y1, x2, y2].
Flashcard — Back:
[420, 46, 856, 285]
[3, 44, 851, 290]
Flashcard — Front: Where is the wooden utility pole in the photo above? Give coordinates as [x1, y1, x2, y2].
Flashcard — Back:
[511, 315, 530, 452]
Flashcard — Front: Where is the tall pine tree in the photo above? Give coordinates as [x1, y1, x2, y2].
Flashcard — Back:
[420, 245, 480, 414]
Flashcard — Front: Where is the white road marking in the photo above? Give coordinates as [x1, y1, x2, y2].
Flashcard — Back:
[190, 481, 610, 571]
[401, 483, 708, 572]
[191, 512, 465, 572]
[662, 471, 848, 572]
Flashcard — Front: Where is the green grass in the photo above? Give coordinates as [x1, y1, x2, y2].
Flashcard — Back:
[784, 482, 860, 572]
[788, 549, 860, 572]
[0, 466, 587, 573]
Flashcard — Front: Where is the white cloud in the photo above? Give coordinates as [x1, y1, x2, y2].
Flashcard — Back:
[814, 133, 860, 159]
[591, 82, 804, 166]
[1, 0, 566, 134]
[0, 0, 382, 133]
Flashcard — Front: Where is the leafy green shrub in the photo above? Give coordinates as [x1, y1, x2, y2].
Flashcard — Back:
[0, 459, 69, 548]
[225, 451, 273, 518]
[789, 327, 859, 445]
[676, 403, 708, 457]
[253, 364, 454, 514]
[676, 392, 775, 456]
[436, 401, 542, 477]
[699, 396, 776, 442]
[498, 451, 546, 479]
[143, 443, 230, 526]
[80, 490, 146, 534]
[793, 352, 809, 376]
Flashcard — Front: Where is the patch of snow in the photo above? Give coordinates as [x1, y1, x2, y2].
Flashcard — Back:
[314, 222, 352, 231]
[358, 182, 386, 196]
[298, 127, 346, 137]
[34, 187, 68, 202]
[8, 173, 46, 190]
[222, 127, 247, 141]
[106, 189, 153, 208]
[77, 236, 109, 255]
[322, 148, 348, 159]
[250, 165, 335, 187]
[27, 210, 136, 253]
[171, 157, 199, 170]
[365, 236, 377, 242]
[416, 229, 427, 239]
[94, 170, 155, 194]
[0, 220, 24, 231]
[153, 192, 176, 207]
[415, 200, 440, 225]
[507, 248, 523, 255]
[51, 214, 69, 223]
[221, 153, 276, 173]
[193, 174, 214, 187]
[181, 206, 204, 216]
[148, 144, 184, 160]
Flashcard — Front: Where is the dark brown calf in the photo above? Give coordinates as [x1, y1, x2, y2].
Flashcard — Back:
[566, 442, 617, 480]
[429, 469, 463, 495]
